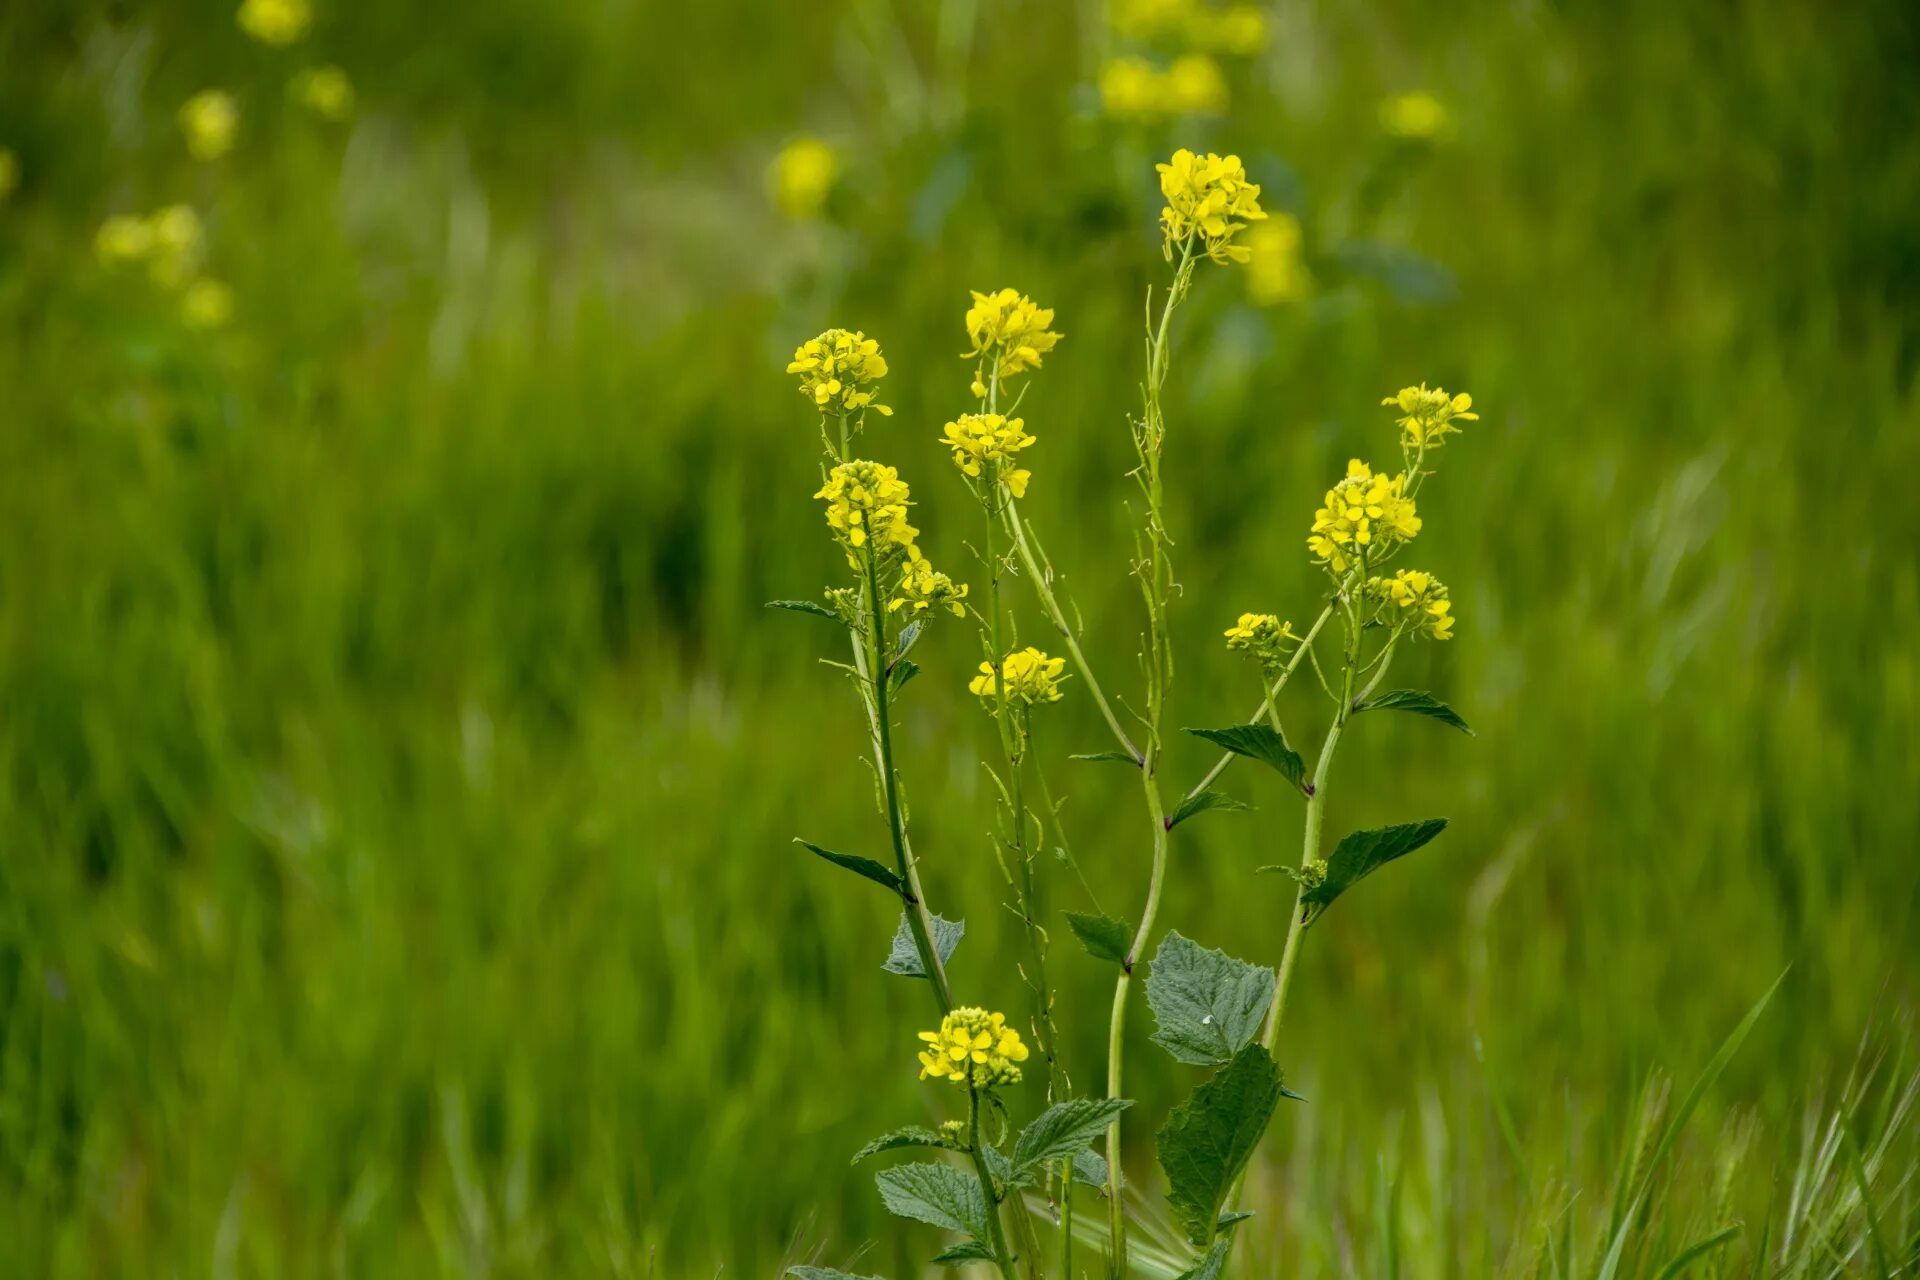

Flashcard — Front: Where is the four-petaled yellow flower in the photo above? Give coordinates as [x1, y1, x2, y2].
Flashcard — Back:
[1307, 459, 1421, 574]
[179, 90, 238, 161]
[815, 460, 917, 555]
[787, 329, 893, 419]
[769, 137, 837, 220]
[969, 647, 1067, 706]
[891, 552, 970, 618]
[292, 66, 355, 121]
[238, 0, 310, 45]
[1383, 384, 1477, 452]
[941, 413, 1036, 498]
[961, 289, 1062, 392]
[1157, 148, 1267, 264]
[1224, 612, 1300, 668]
[1369, 569, 1455, 641]
[917, 1007, 1030, 1088]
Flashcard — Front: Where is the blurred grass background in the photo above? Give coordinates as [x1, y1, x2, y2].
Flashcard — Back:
[2, 0, 1919, 1275]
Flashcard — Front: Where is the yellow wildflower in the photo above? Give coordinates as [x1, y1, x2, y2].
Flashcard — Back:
[181, 279, 235, 329]
[917, 1007, 1030, 1088]
[890, 552, 969, 618]
[969, 647, 1067, 706]
[961, 289, 1061, 389]
[0, 149, 18, 203]
[292, 65, 355, 121]
[769, 136, 837, 220]
[1383, 384, 1477, 451]
[1157, 148, 1267, 264]
[1224, 612, 1300, 669]
[1307, 459, 1421, 574]
[815, 460, 917, 555]
[179, 90, 238, 161]
[238, 0, 310, 45]
[1380, 92, 1449, 140]
[1245, 213, 1310, 305]
[1369, 569, 1455, 641]
[940, 413, 1036, 498]
[787, 328, 893, 419]
[1164, 55, 1227, 115]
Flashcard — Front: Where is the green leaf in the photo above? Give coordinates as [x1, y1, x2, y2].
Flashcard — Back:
[931, 1240, 997, 1266]
[883, 912, 964, 978]
[788, 1268, 887, 1280]
[1173, 1241, 1232, 1280]
[890, 658, 921, 693]
[767, 599, 841, 621]
[1011, 1098, 1132, 1180]
[1072, 1147, 1115, 1189]
[875, 1162, 991, 1241]
[1185, 724, 1308, 794]
[1157, 1045, 1285, 1247]
[1145, 932, 1276, 1067]
[1301, 819, 1449, 925]
[795, 839, 906, 896]
[895, 618, 925, 659]
[1071, 749, 1140, 766]
[851, 1126, 949, 1164]
[978, 1143, 1019, 1192]
[1355, 689, 1472, 734]
[1065, 912, 1133, 964]
[1166, 789, 1252, 830]
[1217, 1209, 1254, 1232]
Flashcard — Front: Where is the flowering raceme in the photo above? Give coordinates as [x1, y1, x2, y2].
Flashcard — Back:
[1307, 459, 1421, 574]
[961, 289, 1061, 388]
[787, 329, 893, 419]
[1383, 384, 1477, 452]
[1156, 148, 1267, 264]
[969, 647, 1067, 706]
[891, 552, 969, 618]
[815, 460, 917, 555]
[1369, 569, 1456, 640]
[916, 1008, 1030, 1088]
[941, 413, 1036, 498]
[1224, 612, 1300, 669]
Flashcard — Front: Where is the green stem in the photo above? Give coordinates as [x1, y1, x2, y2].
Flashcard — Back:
[970, 1085, 1021, 1280]
[1183, 598, 1341, 802]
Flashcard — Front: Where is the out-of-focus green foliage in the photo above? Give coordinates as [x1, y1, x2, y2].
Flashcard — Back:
[1, 0, 1917, 1275]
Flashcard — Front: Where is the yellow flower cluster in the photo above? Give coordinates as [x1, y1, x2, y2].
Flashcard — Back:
[1383, 384, 1477, 452]
[961, 289, 1061, 391]
[816, 460, 917, 555]
[1157, 149, 1267, 265]
[891, 552, 970, 618]
[916, 1007, 1030, 1087]
[1245, 214, 1311, 306]
[179, 90, 238, 161]
[940, 413, 1036, 499]
[1369, 569, 1456, 641]
[1224, 612, 1301, 668]
[787, 329, 893, 419]
[1380, 92, 1450, 141]
[969, 647, 1067, 706]
[769, 137, 837, 220]
[238, 0, 310, 45]
[1099, 55, 1227, 120]
[292, 65, 355, 121]
[1307, 459, 1421, 574]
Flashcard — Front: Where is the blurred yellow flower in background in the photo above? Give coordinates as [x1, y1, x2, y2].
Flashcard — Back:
[769, 137, 837, 220]
[1380, 91, 1450, 140]
[238, 0, 310, 45]
[292, 65, 355, 121]
[95, 215, 155, 265]
[180, 90, 238, 160]
[147, 204, 205, 286]
[1164, 54, 1228, 114]
[181, 279, 235, 329]
[1245, 213, 1311, 305]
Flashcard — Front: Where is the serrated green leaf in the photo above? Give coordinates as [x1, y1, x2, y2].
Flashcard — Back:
[1301, 819, 1449, 925]
[851, 1126, 949, 1164]
[796, 839, 905, 896]
[1071, 749, 1140, 766]
[882, 912, 964, 978]
[1185, 724, 1308, 794]
[1174, 1240, 1232, 1280]
[1072, 1147, 1115, 1189]
[1166, 788, 1252, 830]
[978, 1143, 1019, 1191]
[1011, 1098, 1132, 1180]
[1157, 1045, 1285, 1246]
[890, 658, 921, 693]
[1217, 1209, 1254, 1231]
[931, 1239, 997, 1265]
[767, 599, 841, 621]
[1065, 912, 1134, 964]
[788, 1267, 887, 1280]
[875, 1162, 991, 1241]
[1355, 689, 1472, 734]
[1145, 932, 1276, 1067]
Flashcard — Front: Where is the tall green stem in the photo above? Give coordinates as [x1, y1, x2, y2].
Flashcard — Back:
[969, 1085, 1021, 1280]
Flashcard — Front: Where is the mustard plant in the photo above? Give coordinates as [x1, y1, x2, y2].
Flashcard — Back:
[777, 148, 1480, 1280]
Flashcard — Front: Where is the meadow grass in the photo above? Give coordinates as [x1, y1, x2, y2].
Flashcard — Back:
[1, 0, 1917, 1275]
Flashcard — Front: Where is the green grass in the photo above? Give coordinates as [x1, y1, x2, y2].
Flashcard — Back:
[2, 0, 1918, 1275]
